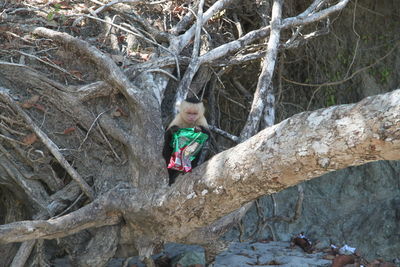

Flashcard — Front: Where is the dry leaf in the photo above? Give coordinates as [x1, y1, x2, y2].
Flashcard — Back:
[57, 1, 73, 9]
[21, 95, 40, 109]
[51, 59, 63, 65]
[63, 127, 76, 134]
[172, 6, 185, 15]
[23, 133, 37, 145]
[112, 111, 122, 117]
[21, 102, 34, 109]
[70, 70, 83, 79]
[33, 103, 46, 112]
[116, 107, 128, 117]
[117, 35, 126, 43]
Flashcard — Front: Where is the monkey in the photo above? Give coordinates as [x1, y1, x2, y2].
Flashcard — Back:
[163, 97, 210, 185]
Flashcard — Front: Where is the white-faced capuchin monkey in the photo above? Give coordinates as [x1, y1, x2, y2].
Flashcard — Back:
[163, 97, 210, 185]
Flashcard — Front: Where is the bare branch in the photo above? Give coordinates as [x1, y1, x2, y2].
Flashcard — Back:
[32, 27, 143, 109]
[85, 15, 171, 52]
[269, 184, 304, 223]
[171, 0, 238, 52]
[282, 0, 350, 28]
[10, 240, 36, 267]
[173, 0, 205, 112]
[282, 24, 330, 49]
[209, 125, 239, 143]
[200, 0, 350, 64]
[156, 89, 400, 242]
[0, 195, 122, 243]
[170, 4, 195, 35]
[240, 0, 282, 140]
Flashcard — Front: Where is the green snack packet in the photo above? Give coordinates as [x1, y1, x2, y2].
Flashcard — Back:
[167, 128, 209, 172]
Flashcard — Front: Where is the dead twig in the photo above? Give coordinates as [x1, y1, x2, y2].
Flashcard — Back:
[143, 69, 179, 81]
[14, 51, 83, 81]
[282, 41, 400, 88]
[78, 109, 110, 150]
[97, 123, 122, 163]
[0, 133, 26, 145]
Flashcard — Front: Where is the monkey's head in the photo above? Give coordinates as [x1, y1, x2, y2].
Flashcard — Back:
[180, 98, 205, 125]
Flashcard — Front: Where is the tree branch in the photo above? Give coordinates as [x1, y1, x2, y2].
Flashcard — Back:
[239, 0, 282, 140]
[173, 0, 205, 112]
[32, 27, 144, 110]
[282, 0, 350, 28]
[1, 89, 399, 246]
[0, 194, 122, 244]
[155, 89, 400, 242]
[209, 125, 239, 143]
[171, 0, 238, 52]
[199, 0, 350, 64]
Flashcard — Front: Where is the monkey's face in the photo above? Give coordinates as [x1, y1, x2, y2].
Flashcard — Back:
[182, 108, 200, 124]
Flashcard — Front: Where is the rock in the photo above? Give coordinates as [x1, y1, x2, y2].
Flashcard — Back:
[212, 241, 331, 267]
[171, 251, 205, 267]
[224, 161, 400, 261]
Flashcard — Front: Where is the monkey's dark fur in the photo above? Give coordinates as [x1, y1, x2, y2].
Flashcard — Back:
[162, 98, 210, 185]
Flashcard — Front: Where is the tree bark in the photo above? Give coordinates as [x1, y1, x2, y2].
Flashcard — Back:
[1, 88, 399, 245]
[240, 0, 282, 140]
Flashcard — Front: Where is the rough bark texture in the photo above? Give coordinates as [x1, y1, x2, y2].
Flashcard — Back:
[1, 88, 399, 245]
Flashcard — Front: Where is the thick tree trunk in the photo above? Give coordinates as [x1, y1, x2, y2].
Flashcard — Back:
[1, 88, 399, 248]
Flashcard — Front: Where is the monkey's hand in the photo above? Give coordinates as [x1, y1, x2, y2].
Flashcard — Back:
[195, 126, 209, 134]
[169, 125, 180, 134]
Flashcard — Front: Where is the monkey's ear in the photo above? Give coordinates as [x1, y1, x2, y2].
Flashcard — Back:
[185, 97, 201, 104]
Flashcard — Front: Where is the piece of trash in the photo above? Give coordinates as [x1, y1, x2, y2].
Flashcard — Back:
[338, 244, 356, 255]
[292, 232, 313, 253]
[330, 244, 338, 250]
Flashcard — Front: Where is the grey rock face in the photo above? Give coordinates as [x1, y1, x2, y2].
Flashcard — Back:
[224, 161, 400, 262]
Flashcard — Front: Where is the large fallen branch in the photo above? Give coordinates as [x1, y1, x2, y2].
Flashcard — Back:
[0, 89, 398, 246]
[155, 88, 400, 241]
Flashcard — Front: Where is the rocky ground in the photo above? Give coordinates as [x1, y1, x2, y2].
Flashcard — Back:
[51, 240, 399, 267]
[211, 241, 331, 267]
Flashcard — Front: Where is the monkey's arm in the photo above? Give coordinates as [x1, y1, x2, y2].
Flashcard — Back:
[191, 126, 211, 168]
[162, 126, 180, 165]
[163, 126, 182, 185]
[194, 125, 210, 136]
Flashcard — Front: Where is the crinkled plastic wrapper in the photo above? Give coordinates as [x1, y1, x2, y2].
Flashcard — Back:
[167, 128, 209, 172]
